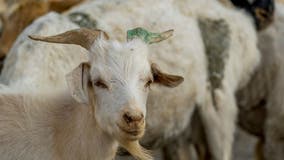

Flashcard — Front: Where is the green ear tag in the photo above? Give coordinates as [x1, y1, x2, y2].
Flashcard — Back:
[127, 27, 174, 44]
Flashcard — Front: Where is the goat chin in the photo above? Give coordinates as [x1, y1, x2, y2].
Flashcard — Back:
[118, 140, 153, 160]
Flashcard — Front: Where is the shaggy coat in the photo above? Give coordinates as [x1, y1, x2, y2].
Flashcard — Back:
[0, 89, 118, 160]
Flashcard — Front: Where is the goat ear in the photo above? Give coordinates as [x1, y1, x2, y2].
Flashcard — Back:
[66, 62, 91, 104]
[151, 63, 184, 88]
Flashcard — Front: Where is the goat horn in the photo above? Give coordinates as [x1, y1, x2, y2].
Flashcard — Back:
[127, 27, 174, 44]
[29, 28, 109, 50]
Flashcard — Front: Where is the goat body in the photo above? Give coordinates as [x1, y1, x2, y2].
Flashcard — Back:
[0, 89, 118, 160]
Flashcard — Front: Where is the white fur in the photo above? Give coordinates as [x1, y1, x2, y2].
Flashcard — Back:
[87, 38, 151, 138]
[0, 86, 119, 160]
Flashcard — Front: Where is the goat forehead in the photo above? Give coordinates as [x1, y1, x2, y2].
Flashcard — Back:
[90, 39, 151, 80]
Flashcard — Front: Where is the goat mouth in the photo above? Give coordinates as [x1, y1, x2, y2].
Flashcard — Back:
[117, 124, 144, 138]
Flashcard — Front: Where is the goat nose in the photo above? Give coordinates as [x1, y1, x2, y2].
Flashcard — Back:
[123, 111, 144, 124]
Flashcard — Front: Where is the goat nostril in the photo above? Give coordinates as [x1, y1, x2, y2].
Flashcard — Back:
[123, 112, 144, 124]
[123, 113, 133, 123]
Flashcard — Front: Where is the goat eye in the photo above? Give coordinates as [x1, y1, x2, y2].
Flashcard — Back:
[144, 80, 152, 88]
[94, 80, 108, 89]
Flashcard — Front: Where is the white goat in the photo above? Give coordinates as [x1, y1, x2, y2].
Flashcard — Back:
[0, 28, 183, 160]
[0, 0, 260, 159]
[236, 3, 284, 160]
[173, 0, 260, 159]
[264, 5, 284, 158]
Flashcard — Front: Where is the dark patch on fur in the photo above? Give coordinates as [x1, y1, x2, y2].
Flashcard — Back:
[238, 98, 266, 137]
[230, 0, 274, 30]
[68, 12, 97, 29]
[199, 19, 230, 87]
[198, 18, 230, 107]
